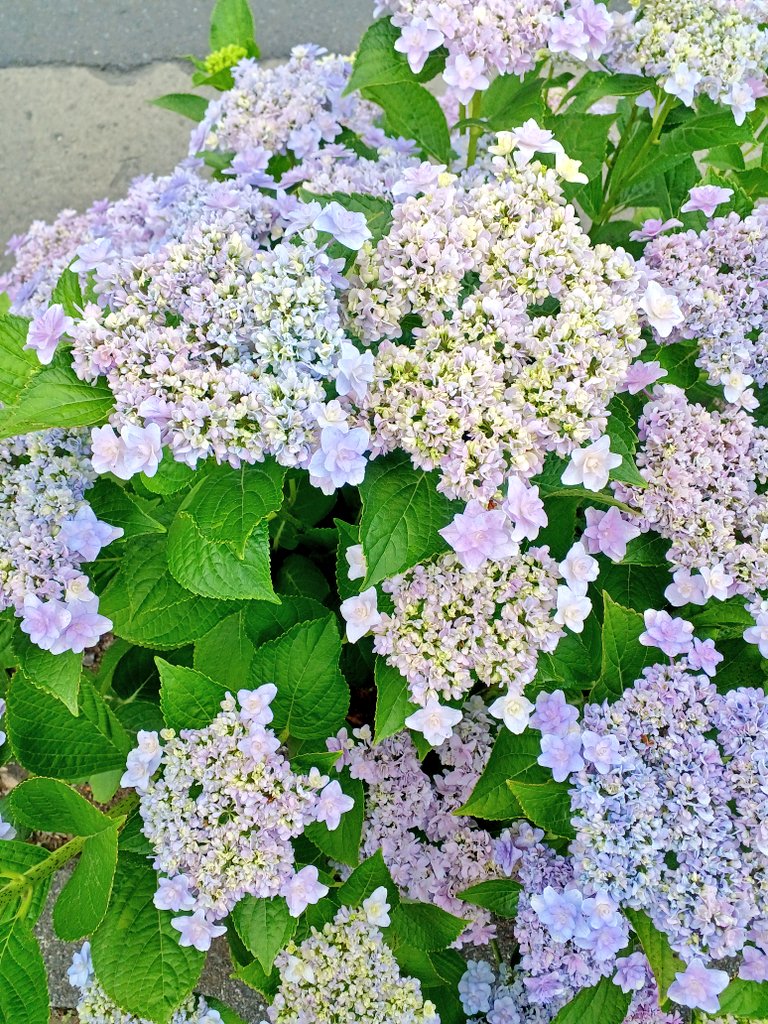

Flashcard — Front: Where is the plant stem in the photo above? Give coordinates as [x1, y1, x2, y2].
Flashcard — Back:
[0, 790, 139, 918]
[466, 93, 484, 169]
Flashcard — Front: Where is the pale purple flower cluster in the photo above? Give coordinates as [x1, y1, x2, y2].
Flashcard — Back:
[615, 385, 768, 599]
[68, 944, 223, 1024]
[0, 429, 118, 653]
[608, 0, 768, 123]
[374, 547, 563, 707]
[69, 220, 361, 473]
[570, 661, 768, 969]
[268, 898, 439, 1024]
[193, 46, 380, 161]
[342, 698, 501, 945]
[286, 141, 421, 201]
[131, 689, 353, 946]
[376, 0, 612, 90]
[350, 151, 642, 501]
[641, 209, 768, 393]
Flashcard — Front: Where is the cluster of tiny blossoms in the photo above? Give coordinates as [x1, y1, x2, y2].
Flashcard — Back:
[374, 547, 562, 708]
[69, 218, 360, 472]
[570, 661, 768, 969]
[349, 146, 642, 501]
[339, 697, 499, 945]
[67, 944, 223, 1024]
[641, 208, 768, 394]
[268, 891, 439, 1024]
[192, 46, 380, 160]
[0, 429, 119, 653]
[375, 0, 614, 92]
[615, 384, 768, 599]
[128, 688, 354, 948]
[609, 0, 768, 123]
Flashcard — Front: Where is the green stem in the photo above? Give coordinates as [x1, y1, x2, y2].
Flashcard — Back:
[490, 938, 503, 966]
[466, 93, 484, 169]
[0, 791, 139, 918]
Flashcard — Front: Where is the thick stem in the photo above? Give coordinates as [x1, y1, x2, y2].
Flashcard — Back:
[0, 791, 139, 918]
[466, 93, 484, 169]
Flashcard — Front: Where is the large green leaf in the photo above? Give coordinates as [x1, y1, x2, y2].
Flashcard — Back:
[552, 976, 631, 1024]
[360, 452, 457, 586]
[209, 0, 256, 51]
[304, 771, 364, 867]
[0, 315, 40, 405]
[87, 479, 166, 540]
[363, 82, 451, 163]
[346, 18, 446, 94]
[338, 850, 399, 909]
[231, 896, 296, 974]
[167, 514, 278, 601]
[100, 536, 235, 648]
[0, 358, 113, 438]
[158, 659, 228, 732]
[373, 658, 419, 744]
[0, 919, 49, 1024]
[591, 593, 657, 704]
[53, 823, 119, 940]
[386, 903, 466, 952]
[10, 778, 111, 836]
[718, 979, 768, 1019]
[248, 615, 349, 740]
[481, 71, 544, 128]
[91, 854, 204, 1024]
[194, 611, 256, 687]
[605, 396, 646, 488]
[0, 842, 51, 925]
[625, 909, 684, 1005]
[506, 778, 575, 839]
[11, 630, 80, 714]
[6, 674, 133, 780]
[152, 93, 209, 122]
[457, 878, 522, 918]
[459, 730, 546, 820]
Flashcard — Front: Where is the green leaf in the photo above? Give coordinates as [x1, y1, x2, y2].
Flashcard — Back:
[179, 460, 285, 556]
[152, 93, 209, 121]
[551, 975, 632, 1024]
[209, 0, 256, 51]
[303, 190, 394, 247]
[50, 268, 84, 318]
[363, 82, 451, 163]
[168, 513, 278, 601]
[335, 520, 362, 602]
[248, 615, 349, 740]
[140, 459, 196, 495]
[625, 910, 685, 1005]
[276, 553, 330, 602]
[539, 613, 602, 687]
[0, 315, 40, 406]
[304, 771, 364, 867]
[232, 958, 279, 1000]
[87, 478, 166, 540]
[11, 630, 80, 714]
[338, 850, 400, 909]
[386, 902, 465, 952]
[606, 396, 646, 488]
[6, 674, 133, 780]
[374, 658, 419, 744]
[360, 452, 457, 586]
[53, 823, 119, 940]
[92, 854, 204, 1023]
[643, 340, 700, 389]
[0, 358, 113, 439]
[718, 979, 768, 1019]
[561, 71, 648, 115]
[243, 595, 328, 647]
[231, 896, 296, 973]
[506, 778, 575, 839]
[204, 998, 250, 1024]
[194, 611, 256, 687]
[457, 878, 522, 918]
[100, 536, 235, 648]
[346, 18, 445, 94]
[690, 597, 753, 640]
[10, 778, 111, 835]
[599, 562, 669, 613]
[620, 533, 670, 566]
[591, 593, 657, 704]
[0, 842, 52, 925]
[158, 659, 228, 732]
[459, 730, 546, 820]
[480, 71, 544, 128]
[0, 919, 49, 1024]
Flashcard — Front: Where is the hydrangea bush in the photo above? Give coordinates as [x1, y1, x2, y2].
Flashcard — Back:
[1, 0, 768, 1022]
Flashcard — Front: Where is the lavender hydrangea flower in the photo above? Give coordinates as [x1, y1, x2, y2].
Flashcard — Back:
[538, 732, 584, 782]
[681, 185, 734, 217]
[308, 425, 369, 494]
[561, 436, 622, 492]
[639, 609, 694, 658]
[25, 303, 73, 364]
[314, 202, 372, 249]
[439, 500, 517, 572]
[667, 960, 729, 1013]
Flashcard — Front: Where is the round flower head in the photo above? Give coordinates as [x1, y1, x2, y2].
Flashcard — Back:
[131, 690, 351, 926]
[269, 900, 439, 1024]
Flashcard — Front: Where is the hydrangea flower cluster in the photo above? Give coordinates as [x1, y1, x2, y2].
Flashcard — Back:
[67, 944, 223, 1024]
[0, 429, 119, 653]
[641, 208, 768, 394]
[608, 0, 768, 123]
[69, 219, 362, 473]
[375, 0, 613, 89]
[615, 384, 768, 599]
[192, 46, 380, 161]
[349, 149, 642, 501]
[569, 661, 768, 969]
[267, 892, 440, 1024]
[129, 688, 353, 946]
[340, 698, 500, 945]
[373, 547, 563, 709]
